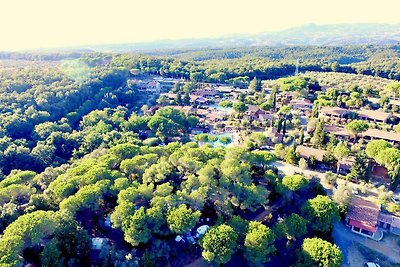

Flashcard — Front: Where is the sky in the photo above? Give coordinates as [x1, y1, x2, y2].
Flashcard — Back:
[0, 0, 399, 51]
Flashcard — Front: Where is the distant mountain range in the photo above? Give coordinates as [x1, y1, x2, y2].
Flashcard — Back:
[89, 23, 400, 52]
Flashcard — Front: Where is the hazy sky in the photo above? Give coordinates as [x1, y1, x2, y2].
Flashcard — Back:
[1, 0, 399, 51]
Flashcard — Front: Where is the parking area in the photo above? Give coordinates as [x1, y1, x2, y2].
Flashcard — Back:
[333, 222, 400, 266]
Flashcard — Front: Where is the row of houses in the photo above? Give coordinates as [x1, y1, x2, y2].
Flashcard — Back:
[320, 106, 396, 124]
[295, 145, 388, 179]
[324, 124, 400, 145]
[166, 104, 280, 126]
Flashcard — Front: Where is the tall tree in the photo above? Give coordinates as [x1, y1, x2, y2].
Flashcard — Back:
[347, 151, 370, 182]
[365, 140, 391, 158]
[299, 238, 343, 267]
[302, 195, 339, 233]
[311, 119, 326, 148]
[200, 224, 238, 265]
[333, 142, 349, 174]
[249, 77, 262, 92]
[166, 204, 201, 234]
[284, 213, 308, 240]
[244, 221, 275, 266]
[344, 120, 368, 140]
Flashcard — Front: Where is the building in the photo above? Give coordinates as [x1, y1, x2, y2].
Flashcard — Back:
[244, 105, 263, 120]
[145, 81, 161, 93]
[168, 105, 196, 115]
[346, 196, 400, 240]
[345, 197, 383, 241]
[357, 109, 392, 123]
[266, 128, 283, 143]
[325, 125, 350, 139]
[290, 98, 313, 111]
[161, 93, 177, 104]
[258, 113, 275, 124]
[362, 128, 400, 144]
[378, 213, 400, 236]
[371, 164, 389, 181]
[192, 88, 219, 98]
[191, 127, 209, 135]
[205, 113, 225, 124]
[296, 145, 326, 162]
[319, 106, 350, 118]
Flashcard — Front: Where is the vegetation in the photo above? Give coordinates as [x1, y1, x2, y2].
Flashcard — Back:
[4, 44, 400, 266]
[299, 238, 343, 267]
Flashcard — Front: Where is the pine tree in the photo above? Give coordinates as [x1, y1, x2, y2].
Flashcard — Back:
[299, 128, 304, 145]
[249, 77, 262, 92]
[268, 86, 278, 110]
[175, 92, 183, 106]
[285, 144, 298, 164]
[277, 118, 283, 133]
[347, 151, 370, 182]
[311, 104, 319, 118]
[311, 119, 326, 147]
[183, 90, 190, 105]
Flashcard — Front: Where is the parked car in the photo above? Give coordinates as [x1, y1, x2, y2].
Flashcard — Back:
[352, 186, 359, 195]
[364, 263, 380, 267]
[391, 196, 400, 204]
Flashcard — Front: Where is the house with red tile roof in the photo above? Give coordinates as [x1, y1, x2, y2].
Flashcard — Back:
[345, 197, 383, 240]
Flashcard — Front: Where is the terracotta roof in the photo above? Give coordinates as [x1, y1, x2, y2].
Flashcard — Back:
[193, 88, 218, 97]
[167, 105, 195, 113]
[147, 81, 159, 86]
[320, 106, 349, 116]
[358, 109, 391, 122]
[195, 97, 209, 104]
[347, 197, 380, 229]
[163, 93, 177, 99]
[258, 113, 274, 121]
[196, 109, 210, 116]
[325, 125, 350, 137]
[189, 95, 199, 101]
[245, 105, 261, 114]
[290, 98, 312, 105]
[348, 219, 376, 233]
[205, 113, 224, 121]
[362, 129, 400, 142]
[296, 145, 326, 162]
[266, 128, 283, 141]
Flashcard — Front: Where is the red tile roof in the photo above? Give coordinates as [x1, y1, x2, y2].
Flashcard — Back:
[325, 125, 350, 137]
[320, 106, 349, 116]
[296, 145, 326, 162]
[347, 197, 380, 232]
